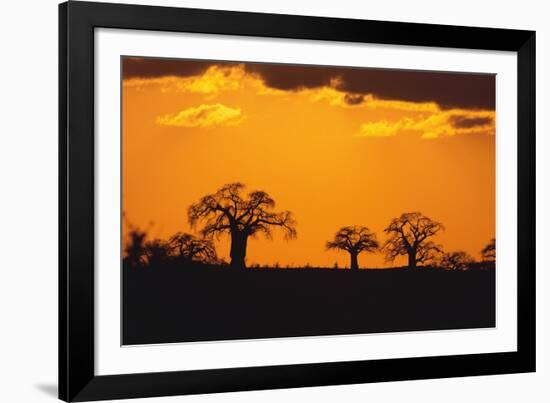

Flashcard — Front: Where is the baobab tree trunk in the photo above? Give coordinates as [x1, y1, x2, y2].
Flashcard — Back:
[229, 231, 248, 269]
[349, 251, 359, 271]
[407, 249, 417, 269]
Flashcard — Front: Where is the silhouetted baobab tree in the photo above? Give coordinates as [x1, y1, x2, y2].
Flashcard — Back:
[326, 226, 379, 270]
[169, 232, 217, 264]
[481, 238, 496, 262]
[439, 251, 474, 271]
[384, 212, 444, 269]
[188, 183, 297, 269]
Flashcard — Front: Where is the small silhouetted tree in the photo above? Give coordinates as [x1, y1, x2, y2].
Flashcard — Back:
[326, 226, 379, 270]
[481, 238, 496, 262]
[143, 239, 171, 267]
[169, 232, 217, 264]
[188, 183, 297, 269]
[123, 227, 147, 269]
[439, 251, 474, 271]
[384, 212, 444, 269]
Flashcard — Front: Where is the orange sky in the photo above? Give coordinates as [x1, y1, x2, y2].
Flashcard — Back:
[122, 58, 496, 268]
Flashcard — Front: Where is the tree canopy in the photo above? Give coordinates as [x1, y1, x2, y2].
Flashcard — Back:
[383, 212, 444, 269]
[326, 226, 379, 270]
[481, 238, 496, 262]
[188, 183, 296, 268]
[439, 251, 475, 271]
[169, 232, 217, 263]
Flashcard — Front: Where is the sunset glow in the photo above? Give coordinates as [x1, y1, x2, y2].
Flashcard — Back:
[122, 58, 496, 268]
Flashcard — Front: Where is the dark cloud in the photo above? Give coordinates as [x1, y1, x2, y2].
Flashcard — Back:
[246, 64, 495, 110]
[343, 93, 365, 105]
[340, 69, 496, 110]
[244, 64, 335, 90]
[449, 115, 494, 129]
[122, 57, 237, 79]
[123, 57, 495, 110]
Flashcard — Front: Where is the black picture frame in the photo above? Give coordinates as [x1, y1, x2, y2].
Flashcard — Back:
[59, 1, 536, 401]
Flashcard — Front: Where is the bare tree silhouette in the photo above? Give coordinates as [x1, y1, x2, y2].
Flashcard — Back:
[188, 183, 297, 269]
[481, 238, 496, 262]
[169, 232, 217, 263]
[326, 226, 379, 270]
[439, 251, 474, 271]
[384, 212, 444, 269]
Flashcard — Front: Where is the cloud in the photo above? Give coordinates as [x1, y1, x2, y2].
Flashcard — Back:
[124, 62, 440, 115]
[123, 58, 496, 111]
[245, 63, 495, 110]
[124, 65, 249, 95]
[343, 93, 365, 105]
[449, 115, 494, 129]
[357, 110, 495, 139]
[124, 64, 282, 98]
[156, 104, 245, 128]
[336, 69, 495, 111]
[122, 57, 234, 79]
[358, 120, 412, 137]
[245, 64, 335, 91]
[165, 65, 245, 95]
[125, 58, 495, 139]
[304, 86, 441, 112]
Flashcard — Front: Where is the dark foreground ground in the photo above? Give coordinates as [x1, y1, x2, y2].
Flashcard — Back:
[123, 264, 495, 345]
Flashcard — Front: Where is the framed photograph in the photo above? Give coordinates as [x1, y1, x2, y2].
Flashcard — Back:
[59, 1, 536, 401]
